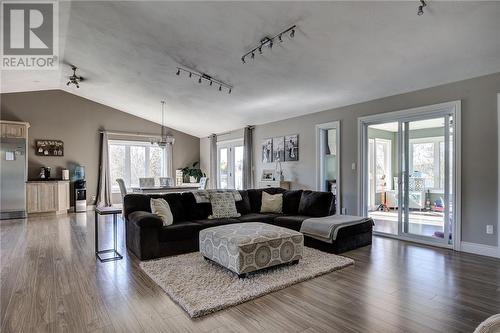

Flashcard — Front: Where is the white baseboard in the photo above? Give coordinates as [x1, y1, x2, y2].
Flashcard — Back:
[460, 241, 500, 258]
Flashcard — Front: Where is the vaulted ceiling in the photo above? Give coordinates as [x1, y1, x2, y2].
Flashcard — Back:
[2, 1, 500, 137]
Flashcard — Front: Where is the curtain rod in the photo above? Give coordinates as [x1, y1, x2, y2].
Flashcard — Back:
[99, 130, 173, 139]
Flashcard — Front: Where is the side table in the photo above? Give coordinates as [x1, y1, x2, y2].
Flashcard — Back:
[95, 206, 123, 262]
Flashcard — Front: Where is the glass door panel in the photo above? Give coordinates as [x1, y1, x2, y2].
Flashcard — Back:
[234, 146, 244, 190]
[367, 122, 398, 235]
[401, 116, 452, 244]
[218, 147, 229, 189]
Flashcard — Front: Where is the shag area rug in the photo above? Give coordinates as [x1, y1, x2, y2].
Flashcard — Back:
[139, 247, 354, 317]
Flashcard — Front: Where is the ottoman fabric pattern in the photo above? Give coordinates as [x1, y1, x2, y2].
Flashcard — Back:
[199, 222, 303, 275]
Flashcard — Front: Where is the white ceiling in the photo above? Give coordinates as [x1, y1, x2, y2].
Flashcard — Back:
[2, 1, 500, 138]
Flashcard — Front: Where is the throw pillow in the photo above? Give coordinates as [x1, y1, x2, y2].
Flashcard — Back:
[208, 192, 241, 219]
[150, 198, 174, 226]
[260, 191, 283, 214]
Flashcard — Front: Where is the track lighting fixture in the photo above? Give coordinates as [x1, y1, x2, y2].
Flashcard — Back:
[241, 25, 297, 64]
[175, 67, 233, 94]
[417, 0, 427, 16]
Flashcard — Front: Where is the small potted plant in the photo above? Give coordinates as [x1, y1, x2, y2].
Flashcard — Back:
[181, 162, 205, 183]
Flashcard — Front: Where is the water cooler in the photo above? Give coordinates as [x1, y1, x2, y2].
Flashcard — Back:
[74, 166, 86, 212]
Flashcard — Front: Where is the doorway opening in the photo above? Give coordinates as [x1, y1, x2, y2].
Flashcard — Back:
[316, 121, 341, 215]
[217, 139, 244, 190]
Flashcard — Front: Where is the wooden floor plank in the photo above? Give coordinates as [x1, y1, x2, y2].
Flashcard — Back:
[1, 212, 499, 333]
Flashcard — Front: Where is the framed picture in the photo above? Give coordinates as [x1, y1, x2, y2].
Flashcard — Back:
[35, 140, 64, 156]
[261, 138, 273, 163]
[261, 169, 275, 181]
[272, 136, 285, 162]
[284, 134, 299, 161]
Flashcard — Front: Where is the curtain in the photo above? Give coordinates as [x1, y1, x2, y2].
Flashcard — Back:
[243, 126, 254, 189]
[96, 132, 112, 207]
[209, 134, 217, 189]
[165, 142, 173, 178]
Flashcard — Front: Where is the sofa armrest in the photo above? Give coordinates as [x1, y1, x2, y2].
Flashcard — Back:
[128, 211, 163, 228]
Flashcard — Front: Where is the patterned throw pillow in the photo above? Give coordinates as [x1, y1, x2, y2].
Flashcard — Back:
[208, 192, 241, 219]
[150, 198, 174, 226]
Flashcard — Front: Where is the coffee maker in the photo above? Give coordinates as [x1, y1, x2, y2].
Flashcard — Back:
[74, 166, 86, 212]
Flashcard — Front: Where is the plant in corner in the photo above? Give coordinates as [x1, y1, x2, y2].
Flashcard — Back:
[181, 162, 205, 183]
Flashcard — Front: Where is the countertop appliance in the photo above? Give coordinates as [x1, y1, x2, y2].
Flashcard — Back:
[1, 138, 27, 219]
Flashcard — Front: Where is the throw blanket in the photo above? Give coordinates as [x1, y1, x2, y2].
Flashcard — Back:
[300, 215, 373, 243]
[192, 190, 242, 203]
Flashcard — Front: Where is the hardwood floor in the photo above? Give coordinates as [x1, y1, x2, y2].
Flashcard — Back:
[1, 212, 499, 333]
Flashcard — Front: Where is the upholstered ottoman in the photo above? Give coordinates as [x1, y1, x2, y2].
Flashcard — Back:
[199, 222, 303, 277]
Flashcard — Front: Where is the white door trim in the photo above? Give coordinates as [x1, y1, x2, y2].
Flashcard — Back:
[498, 93, 500, 257]
[357, 100, 462, 250]
[315, 121, 341, 215]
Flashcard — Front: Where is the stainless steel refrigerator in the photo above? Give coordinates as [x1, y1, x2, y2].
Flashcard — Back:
[0, 137, 27, 219]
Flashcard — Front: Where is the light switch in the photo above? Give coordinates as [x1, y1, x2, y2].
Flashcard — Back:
[351, 162, 356, 170]
[486, 225, 494, 234]
[5, 151, 15, 161]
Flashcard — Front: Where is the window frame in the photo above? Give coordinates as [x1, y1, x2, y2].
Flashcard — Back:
[108, 140, 166, 192]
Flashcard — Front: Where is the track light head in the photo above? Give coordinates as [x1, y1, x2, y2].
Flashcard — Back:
[210, 81, 213, 86]
[251, 52, 255, 59]
[228, 88, 232, 94]
[278, 34, 283, 42]
[269, 40, 273, 49]
[258, 46, 262, 54]
[241, 56, 246, 64]
[290, 29, 295, 38]
[176, 69, 180, 76]
[417, 0, 427, 15]
[219, 85, 222, 91]
[189, 72, 192, 78]
[198, 77, 202, 83]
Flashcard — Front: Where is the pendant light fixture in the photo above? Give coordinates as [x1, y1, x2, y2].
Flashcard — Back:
[158, 100, 168, 147]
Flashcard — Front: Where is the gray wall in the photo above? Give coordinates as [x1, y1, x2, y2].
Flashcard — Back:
[1, 90, 200, 205]
[250, 72, 500, 246]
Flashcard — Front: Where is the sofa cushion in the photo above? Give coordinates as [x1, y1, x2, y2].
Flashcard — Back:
[298, 190, 333, 217]
[158, 221, 203, 242]
[194, 218, 241, 228]
[182, 192, 212, 220]
[128, 211, 163, 228]
[247, 188, 287, 213]
[237, 213, 280, 224]
[235, 190, 251, 215]
[272, 215, 310, 231]
[282, 190, 303, 215]
[163, 193, 188, 222]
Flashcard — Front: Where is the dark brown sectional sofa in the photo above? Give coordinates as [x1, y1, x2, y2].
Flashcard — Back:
[124, 187, 373, 260]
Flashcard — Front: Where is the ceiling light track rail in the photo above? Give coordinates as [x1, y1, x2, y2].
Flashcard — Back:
[175, 67, 233, 94]
[241, 25, 296, 63]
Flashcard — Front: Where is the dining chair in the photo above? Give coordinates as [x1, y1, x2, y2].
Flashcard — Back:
[116, 178, 127, 200]
[199, 177, 208, 190]
[159, 177, 173, 187]
[139, 177, 155, 187]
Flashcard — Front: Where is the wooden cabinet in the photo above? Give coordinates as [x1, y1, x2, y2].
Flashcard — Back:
[1, 122, 27, 138]
[26, 181, 70, 214]
[257, 181, 291, 190]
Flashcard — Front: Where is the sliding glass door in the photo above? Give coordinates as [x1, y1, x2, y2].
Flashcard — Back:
[360, 102, 460, 248]
[217, 140, 244, 190]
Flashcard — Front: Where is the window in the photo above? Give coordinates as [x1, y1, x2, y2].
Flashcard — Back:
[109, 140, 167, 191]
[409, 137, 445, 190]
